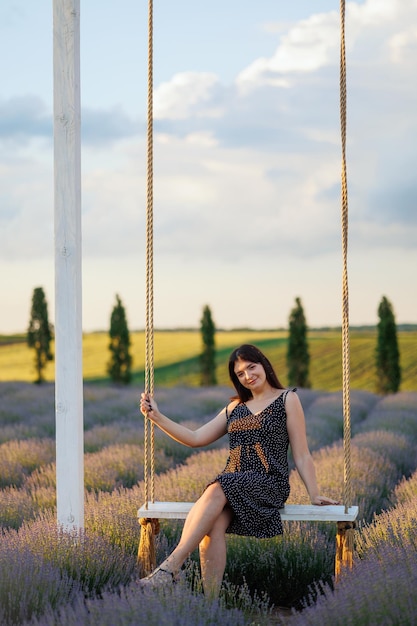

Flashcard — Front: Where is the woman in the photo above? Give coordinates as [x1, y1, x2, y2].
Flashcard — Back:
[139, 344, 338, 596]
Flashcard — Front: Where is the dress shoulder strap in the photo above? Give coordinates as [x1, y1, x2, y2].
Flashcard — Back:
[282, 387, 297, 404]
[225, 399, 240, 418]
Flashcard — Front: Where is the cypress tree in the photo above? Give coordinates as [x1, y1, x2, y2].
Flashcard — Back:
[376, 295, 401, 394]
[107, 294, 132, 384]
[200, 304, 217, 386]
[27, 286, 53, 384]
[286, 297, 311, 388]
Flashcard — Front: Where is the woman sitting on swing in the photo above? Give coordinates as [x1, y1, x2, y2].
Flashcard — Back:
[140, 344, 338, 596]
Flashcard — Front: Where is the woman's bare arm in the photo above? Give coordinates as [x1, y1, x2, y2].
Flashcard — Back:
[286, 391, 339, 505]
[140, 392, 232, 448]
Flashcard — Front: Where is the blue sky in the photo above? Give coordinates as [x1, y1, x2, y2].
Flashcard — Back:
[1, 0, 416, 333]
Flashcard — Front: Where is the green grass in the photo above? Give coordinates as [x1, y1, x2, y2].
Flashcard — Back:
[0, 334, 26, 345]
[0, 329, 416, 392]
[0, 330, 285, 384]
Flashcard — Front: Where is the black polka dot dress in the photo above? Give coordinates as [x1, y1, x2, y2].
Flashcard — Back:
[212, 390, 292, 538]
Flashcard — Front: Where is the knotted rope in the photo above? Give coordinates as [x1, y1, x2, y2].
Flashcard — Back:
[338, 3, 355, 582]
[138, 0, 159, 577]
[339, 0, 353, 515]
[143, 0, 155, 510]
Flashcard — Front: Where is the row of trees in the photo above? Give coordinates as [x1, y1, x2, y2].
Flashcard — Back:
[26, 288, 402, 394]
[105, 299, 218, 386]
[199, 296, 402, 394]
[25, 288, 133, 385]
[293, 295, 402, 393]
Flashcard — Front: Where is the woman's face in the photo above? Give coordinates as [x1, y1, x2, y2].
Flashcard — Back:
[233, 359, 266, 392]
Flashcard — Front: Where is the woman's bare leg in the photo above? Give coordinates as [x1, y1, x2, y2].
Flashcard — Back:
[199, 505, 233, 597]
[157, 482, 228, 575]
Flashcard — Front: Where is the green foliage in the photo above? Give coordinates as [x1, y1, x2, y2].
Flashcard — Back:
[0, 334, 25, 346]
[200, 304, 217, 386]
[226, 527, 335, 609]
[107, 294, 132, 384]
[286, 297, 311, 388]
[27, 287, 53, 384]
[376, 295, 401, 393]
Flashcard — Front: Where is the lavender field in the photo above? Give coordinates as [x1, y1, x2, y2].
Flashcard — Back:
[1, 382, 417, 625]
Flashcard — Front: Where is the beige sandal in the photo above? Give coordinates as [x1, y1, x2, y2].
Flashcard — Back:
[140, 566, 177, 587]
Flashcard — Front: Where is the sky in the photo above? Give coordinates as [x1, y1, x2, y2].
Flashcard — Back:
[1, 0, 416, 333]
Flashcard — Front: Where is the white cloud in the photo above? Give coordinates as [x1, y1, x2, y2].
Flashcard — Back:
[348, 0, 398, 24]
[236, 0, 417, 94]
[236, 12, 339, 92]
[388, 25, 417, 63]
[154, 72, 223, 120]
[0, 144, 53, 261]
[184, 131, 218, 148]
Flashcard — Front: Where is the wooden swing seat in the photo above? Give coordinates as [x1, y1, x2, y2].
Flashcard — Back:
[137, 502, 358, 581]
[138, 501, 359, 522]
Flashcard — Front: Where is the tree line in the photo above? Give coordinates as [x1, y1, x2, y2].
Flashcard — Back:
[26, 288, 401, 394]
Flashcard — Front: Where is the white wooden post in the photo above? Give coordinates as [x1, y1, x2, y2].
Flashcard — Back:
[53, 0, 84, 529]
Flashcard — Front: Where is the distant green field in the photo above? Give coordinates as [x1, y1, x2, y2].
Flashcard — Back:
[0, 329, 415, 392]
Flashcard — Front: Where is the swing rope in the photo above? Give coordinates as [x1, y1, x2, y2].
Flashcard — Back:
[143, 0, 155, 508]
[339, 0, 352, 515]
[336, 0, 355, 580]
[138, 0, 159, 577]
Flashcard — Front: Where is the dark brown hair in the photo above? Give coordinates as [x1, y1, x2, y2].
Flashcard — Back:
[228, 344, 284, 402]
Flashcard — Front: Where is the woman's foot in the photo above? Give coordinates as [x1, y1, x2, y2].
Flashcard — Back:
[139, 566, 177, 588]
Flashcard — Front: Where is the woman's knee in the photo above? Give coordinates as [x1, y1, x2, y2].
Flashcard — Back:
[204, 481, 226, 504]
